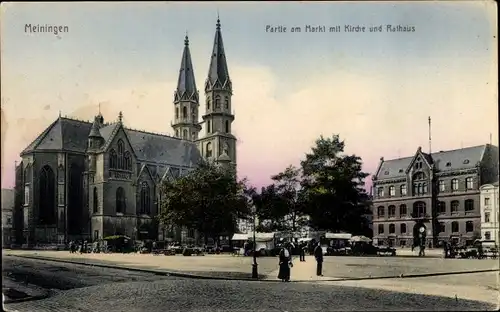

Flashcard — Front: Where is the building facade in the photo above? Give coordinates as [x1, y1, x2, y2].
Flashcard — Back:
[372, 145, 498, 247]
[479, 182, 499, 245]
[2, 188, 15, 247]
[12, 19, 237, 245]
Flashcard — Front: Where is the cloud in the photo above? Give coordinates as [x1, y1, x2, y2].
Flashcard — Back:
[1, 63, 497, 190]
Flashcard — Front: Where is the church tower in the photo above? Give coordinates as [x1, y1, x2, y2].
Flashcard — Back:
[172, 35, 201, 141]
[198, 18, 237, 167]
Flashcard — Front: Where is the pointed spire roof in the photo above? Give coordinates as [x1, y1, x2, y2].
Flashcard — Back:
[88, 115, 103, 138]
[175, 34, 198, 102]
[205, 18, 231, 91]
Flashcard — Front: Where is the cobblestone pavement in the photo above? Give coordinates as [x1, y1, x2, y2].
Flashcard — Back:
[267, 256, 499, 305]
[3, 256, 498, 311]
[2, 256, 175, 290]
[6, 277, 496, 311]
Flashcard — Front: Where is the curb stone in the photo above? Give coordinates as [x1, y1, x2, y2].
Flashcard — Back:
[8, 254, 499, 283]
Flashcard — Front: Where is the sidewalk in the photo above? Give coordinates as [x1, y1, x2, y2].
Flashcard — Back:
[266, 258, 342, 282]
[395, 248, 444, 257]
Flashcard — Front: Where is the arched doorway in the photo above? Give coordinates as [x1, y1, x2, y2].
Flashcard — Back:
[39, 165, 56, 225]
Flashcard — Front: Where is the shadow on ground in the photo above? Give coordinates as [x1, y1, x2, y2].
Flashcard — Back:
[5, 278, 497, 312]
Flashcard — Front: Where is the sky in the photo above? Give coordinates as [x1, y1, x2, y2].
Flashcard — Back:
[1, 1, 498, 190]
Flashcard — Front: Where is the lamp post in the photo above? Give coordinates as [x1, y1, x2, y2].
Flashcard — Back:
[251, 205, 258, 279]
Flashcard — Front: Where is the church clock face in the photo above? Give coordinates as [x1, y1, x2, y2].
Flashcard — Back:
[419, 227, 425, 233]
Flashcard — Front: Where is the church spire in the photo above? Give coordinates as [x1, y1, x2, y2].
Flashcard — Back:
[205, 17, 231, 92]
[175, 34, 198, 102]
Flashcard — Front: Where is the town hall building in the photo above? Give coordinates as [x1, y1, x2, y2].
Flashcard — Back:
[371, 144, 498, 248]
[12, 19, 237, 245]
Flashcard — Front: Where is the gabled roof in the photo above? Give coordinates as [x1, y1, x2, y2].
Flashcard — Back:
[20, 116, 202, 168]
[136, 164, 155, 184]
[405, 147, 433, 174]
[376, 145, 490, 180]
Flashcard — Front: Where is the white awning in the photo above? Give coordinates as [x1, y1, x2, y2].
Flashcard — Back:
[231, 233, 249, 241]
[325, 233, 352, 239]
[254, 232, 276, 241]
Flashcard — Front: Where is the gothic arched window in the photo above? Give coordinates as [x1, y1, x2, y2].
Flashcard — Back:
[39, 165, 56, 225]
[117, 140, 125, 169]
[140, 182, 151, 214]
[175, 107, 179, 119]
[182, 106, 187, 118]
[93, 187, 99, 213]
[225, 120, 229, 133]
[183, 129, 188, 139]
[175, 130, 179, 137]
[215, 96, 220, 108]
[206, 142, 213, 158]
[224, 97, 229, 109]
[207, 121, 211, 134]
[124, 151, 132, 171]
[116, 187, 126, 213]
[110, 149, 117, 169]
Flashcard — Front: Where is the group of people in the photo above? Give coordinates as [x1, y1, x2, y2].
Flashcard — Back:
[69, 240, 103, 253]
[277, 241, 324, 282]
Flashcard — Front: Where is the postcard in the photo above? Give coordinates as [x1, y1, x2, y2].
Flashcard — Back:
[1, 2, 498, 311]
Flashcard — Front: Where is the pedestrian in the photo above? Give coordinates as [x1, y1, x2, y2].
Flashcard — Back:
[418, 240, 426, 257]
[443, 241, 448, 258]
[300, 242, 306, 262]
[277, 243, 292, 282]
[314, 242, 324, 276]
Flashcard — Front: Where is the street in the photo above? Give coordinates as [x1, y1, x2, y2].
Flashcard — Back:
[3, 255, 497, 311]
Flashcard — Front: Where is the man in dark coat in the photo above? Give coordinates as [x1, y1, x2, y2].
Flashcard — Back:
[314, 242, 324, 276]
[300, 242, 307, 262]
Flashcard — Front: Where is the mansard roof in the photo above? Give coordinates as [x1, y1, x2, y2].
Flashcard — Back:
[20, 116, 202, 168]
[375, 145, 493, 180]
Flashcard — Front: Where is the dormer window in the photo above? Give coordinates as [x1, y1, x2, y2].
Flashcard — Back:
[463, 159, 469, 164]
[384, 171, 389, 175]
[398, 169, 404, 173]
[446, 162, 451, 167]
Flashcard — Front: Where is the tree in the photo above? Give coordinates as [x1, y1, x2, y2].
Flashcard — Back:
[300, 134, 371, 234]
[158, 161, 252, 244]
[270, 165, 307, 232]
[251, 184, 287, 232]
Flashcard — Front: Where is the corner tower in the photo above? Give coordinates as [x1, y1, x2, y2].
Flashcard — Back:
[172, 35, 201, 141]
[198, 18, 237, 167]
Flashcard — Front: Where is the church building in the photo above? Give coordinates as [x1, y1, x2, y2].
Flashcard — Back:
[13, 19, 237, 245]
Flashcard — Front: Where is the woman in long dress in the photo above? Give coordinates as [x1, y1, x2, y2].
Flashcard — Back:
[277, 243, 292, 282]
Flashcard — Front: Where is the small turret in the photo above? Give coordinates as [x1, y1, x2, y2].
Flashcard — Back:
[87, 115, 105, 173]
[88, 115, 104, 150]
